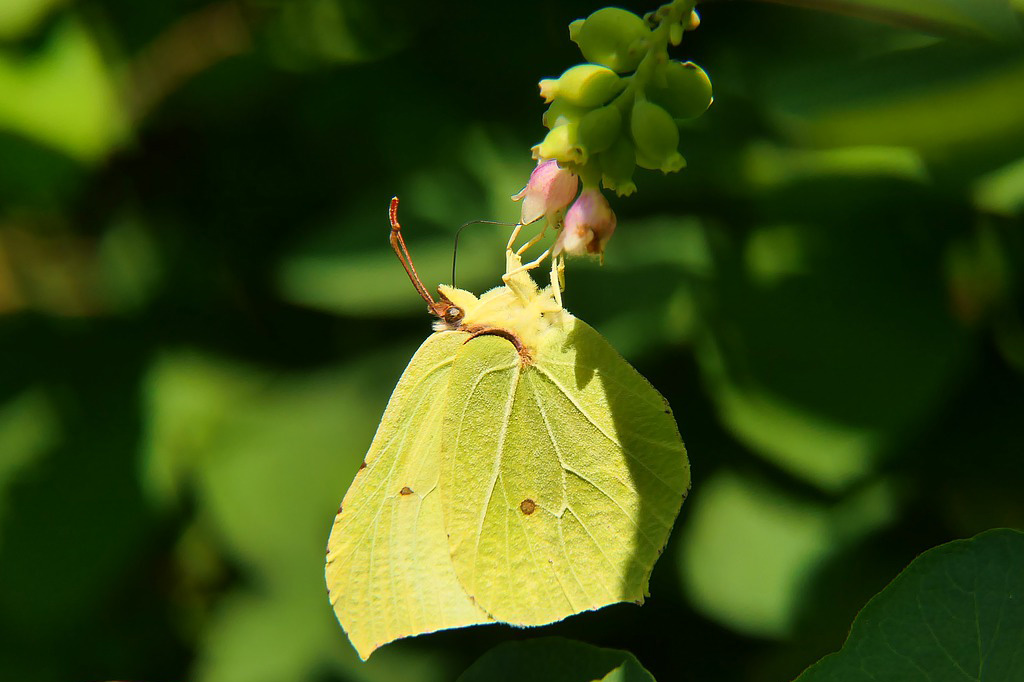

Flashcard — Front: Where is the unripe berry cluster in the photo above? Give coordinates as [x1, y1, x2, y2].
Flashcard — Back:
[513, 1, 711, 258]
[534, 2, 711, 198]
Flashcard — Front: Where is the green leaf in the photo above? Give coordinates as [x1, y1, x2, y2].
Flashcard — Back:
[678, 470, 897, 638]
[795, 528, 1024, 681]
[456, 638, 655, 682]
[768, 47, 1024, 159]
[141, 350, 454, 682]
[761, 0, 1024, 42]
[973, 155, 1024, 216]
[0, 0, 64, 39]
[693, 215, 971, 491]
[0, 16, 126, 161]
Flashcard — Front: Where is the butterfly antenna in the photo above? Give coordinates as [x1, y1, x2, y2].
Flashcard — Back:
[389, 196, 438, 308]
[452, 218, 519, 286]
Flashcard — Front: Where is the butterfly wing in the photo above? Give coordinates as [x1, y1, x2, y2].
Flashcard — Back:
[442, 317, 690, 625]
[326, 331, 490, 660]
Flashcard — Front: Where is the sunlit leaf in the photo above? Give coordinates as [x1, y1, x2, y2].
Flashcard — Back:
[678, 470, 896, 638]
[973, 154, 1024, 216]
[771, 50, 1024, 158]
[743, 142, 929, 188]
[0, 0, 65, 39]
[0, 16, 126, 161]
[142, 350, 454, 681]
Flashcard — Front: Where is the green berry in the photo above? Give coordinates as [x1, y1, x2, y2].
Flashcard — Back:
[531, 122, 585, 165]
[539, 64, 625, 108]
[599, 135, 637, 196]
[634, 145, 686, 172]
[577, 105, 622, 156]
[649, 60, 712, 120]
[542, 99, 587, 129]
[630, 98, 686, 173]
[569, 7, 651, 74]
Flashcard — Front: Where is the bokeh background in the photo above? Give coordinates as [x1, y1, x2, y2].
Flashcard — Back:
[1, 1, 1023, 680]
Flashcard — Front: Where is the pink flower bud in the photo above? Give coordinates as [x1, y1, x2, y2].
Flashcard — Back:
[511, 160, 580, 226]
[555, 188, 617, 256]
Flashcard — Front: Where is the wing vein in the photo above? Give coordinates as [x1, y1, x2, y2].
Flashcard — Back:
[468, 361, 520, 600]
[533, 364, 678, 492]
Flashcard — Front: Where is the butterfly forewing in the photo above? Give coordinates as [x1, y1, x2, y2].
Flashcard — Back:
[326, 331, 489, 660]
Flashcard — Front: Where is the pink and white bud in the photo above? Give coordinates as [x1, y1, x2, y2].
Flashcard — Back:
[554, 188, 617, 256]
[511, 160, 579, 226]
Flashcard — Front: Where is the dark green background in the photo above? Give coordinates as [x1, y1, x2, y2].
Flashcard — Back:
[1, 1, 1022, 680]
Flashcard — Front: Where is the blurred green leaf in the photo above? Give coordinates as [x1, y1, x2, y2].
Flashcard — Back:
[678, 470, 896, 638]
[0, 133, 85, 210]
[261, 0, 411, 68]
[743, 142, 929, 189]
[96, 216, 162, 312]
[795, 528, 1024, 681]
[196, 584, 452, 682]
[693, 213, 971, 491]
[973, 155, 1024, 216]
[771, 50, 1024, 160]
[277, 129, 532, 317]
[764, 0, 1024, 42]
[944, 225, 1012, 324]
[142, 349, 458, 681]
[0, 388, 57, 533]
[0, 0, 64, 39]
[2, 0, 1023, 680]
[456, 638, 655, 682]
[0, 16, 126, 161]
[278, 231, 505, 316]
[566, 215, 710, 356]
[142, 351, 390, 578]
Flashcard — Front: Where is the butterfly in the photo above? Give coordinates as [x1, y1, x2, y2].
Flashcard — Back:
[326, 197, 689, 660]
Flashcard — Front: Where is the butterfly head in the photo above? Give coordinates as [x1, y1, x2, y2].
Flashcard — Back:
[429, 293, 469, 332]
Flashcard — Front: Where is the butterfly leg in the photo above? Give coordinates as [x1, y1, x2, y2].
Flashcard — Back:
[549, 254, 564, 309]
[505, 248, 551, 276]
[515, 224, 547, 257]
[505, 223, 524, 252]
[502, 247, 551, 294]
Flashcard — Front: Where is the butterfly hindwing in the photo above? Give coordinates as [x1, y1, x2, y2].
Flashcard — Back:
[441, 316, 690, 626]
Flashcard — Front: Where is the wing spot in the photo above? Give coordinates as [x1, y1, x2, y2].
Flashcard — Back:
[359, 461, 367, 470]
[336, 504, 343, 515]
[399, 486, 414, 496]
[520, 498, 537, 515]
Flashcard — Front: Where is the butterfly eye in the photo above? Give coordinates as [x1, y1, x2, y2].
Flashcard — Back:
[443, 306, 464, 325]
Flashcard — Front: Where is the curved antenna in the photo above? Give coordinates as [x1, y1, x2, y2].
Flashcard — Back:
[452, 218, 519, 286]
[389, 196, 438, 309]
